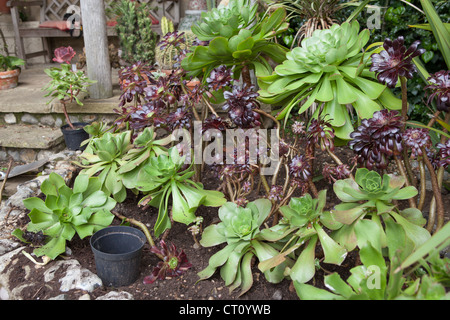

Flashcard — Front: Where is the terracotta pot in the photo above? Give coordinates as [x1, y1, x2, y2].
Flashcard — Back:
[0, 0, 10, 14]
[0, 68, 20, 90]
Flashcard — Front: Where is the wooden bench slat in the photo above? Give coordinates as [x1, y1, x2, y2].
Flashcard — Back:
[26, 50, 48, 59]
[19, 28, 70, 37]
[7, 0, 44, 8]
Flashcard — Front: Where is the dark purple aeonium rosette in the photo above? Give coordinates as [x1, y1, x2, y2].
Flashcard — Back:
[370, 36, 425, 88]
[223, 84, 261, 128]
[349, 110, 404, 170]
[425, 70, 450, 112]
[402, 128, 431, 158]
[143, 240, 192, 284]
[436, 139, 450, 168]
[206, 65, 234, 91]
[289, 154, 312, 181]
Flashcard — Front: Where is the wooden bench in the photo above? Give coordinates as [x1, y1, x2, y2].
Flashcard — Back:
[7, 0, 180, 67]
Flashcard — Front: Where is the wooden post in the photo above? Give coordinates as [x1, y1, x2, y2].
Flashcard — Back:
[79, 0, 112, 99]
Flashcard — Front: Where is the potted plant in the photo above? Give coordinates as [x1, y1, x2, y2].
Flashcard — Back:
[0, 54, 24, 90]
[43, 46, 96, 150]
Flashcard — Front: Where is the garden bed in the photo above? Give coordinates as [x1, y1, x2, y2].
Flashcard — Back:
[6, 147, 449, 301]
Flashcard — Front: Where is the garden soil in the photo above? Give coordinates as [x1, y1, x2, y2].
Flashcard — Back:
[5, 147, 449, 301]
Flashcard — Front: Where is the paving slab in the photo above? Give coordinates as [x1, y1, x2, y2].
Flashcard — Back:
[0, 124, 64, 149]
[0, 64, 121, 114]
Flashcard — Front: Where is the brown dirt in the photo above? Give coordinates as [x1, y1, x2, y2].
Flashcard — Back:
[6, 146, 449, 303]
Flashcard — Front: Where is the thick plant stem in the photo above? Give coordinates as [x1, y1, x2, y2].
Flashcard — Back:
[394, 156, 416, 209]
[61, 100, 75, 130]
[427, 161, 445, 232]
[427, 112, 449, 231]
[111, 210, 164, 260]
[325, 146, 354, 180]
[400, 76, 408, 126]
[241, 64, 252, 87]
[399, 76, 417, 187]
[421, 148, 444, 233]
[417, 160, 426, 211]
[259, 174, 271, 196]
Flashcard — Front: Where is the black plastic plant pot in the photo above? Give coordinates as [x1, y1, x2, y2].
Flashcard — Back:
[60, 122, 90, 151]
[90, 226, 147, 287]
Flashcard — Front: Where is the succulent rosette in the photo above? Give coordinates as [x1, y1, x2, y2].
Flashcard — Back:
[263, 190, 346, 284]
[206, 65, 234, 90]
[349, 110, 403, 169]
[191, 0, 258, 41]
[17, 173, 116, 260]
[425, 70, 450, 112]
[332, 168, 429, 253]
[182, 1, 288, 84]
[370, 36, 425, 89]
[436, 139, 450, 168]
[52, 46, 76, 64]
[198, 199, 286, 295]
[143, 240, 192, 284]
[402, 128, 431, 158]
[289, 155, 312, 181]
[223, 84, 261, 128]
[258, 20, 402, 140]
[76, 131, 132, 202]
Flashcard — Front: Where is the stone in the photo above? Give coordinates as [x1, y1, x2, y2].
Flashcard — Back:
[0, 286, 9, 300]
[96, 291, 134, 300]
[48, 294, 68, 300]
[78, 293, 91, 300]
[6, 150, 20, 162]
[4, 113, 16, 124]
[69, 115, 80, 124]
[0, 239, 21, 256]
[82, 114, 97, 123]
[19, 149, 37, 163]
[0, 247, 26, 300]
[0, 124, 64, 149]
[271, 289, 283, 300]
[54, 118, 63, 128]
[43, 259, 102, 292]
[40, 115, 56, 127]
[21, 114, 39, 125]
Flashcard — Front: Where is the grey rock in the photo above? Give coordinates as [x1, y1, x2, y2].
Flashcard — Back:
[96, 291, 134, 300]
[4, 113, 16, 124]
[40, 115, 56, 127]
[43, 259, 102, 293]
[21, 114, 39, 124]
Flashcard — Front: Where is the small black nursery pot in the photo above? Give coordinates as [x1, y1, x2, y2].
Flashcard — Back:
[90, 226, 147, 287]
[60, 122, 90, 151]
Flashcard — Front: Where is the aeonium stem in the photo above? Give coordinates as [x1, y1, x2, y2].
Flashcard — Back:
[111, 210, 164, 260]
[420, 147, 444, 233]
[400, 76, 408, 127]
[61, 99, 75, 130]
[417, 160, 427, 211]
[325, 145, 354, 180]
[394, 155, 416, 209]
[399, 76, 417, 187]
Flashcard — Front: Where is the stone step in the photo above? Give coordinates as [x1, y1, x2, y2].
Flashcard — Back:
[0, 124, 66, 163]
[0, 64, 121, 128]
